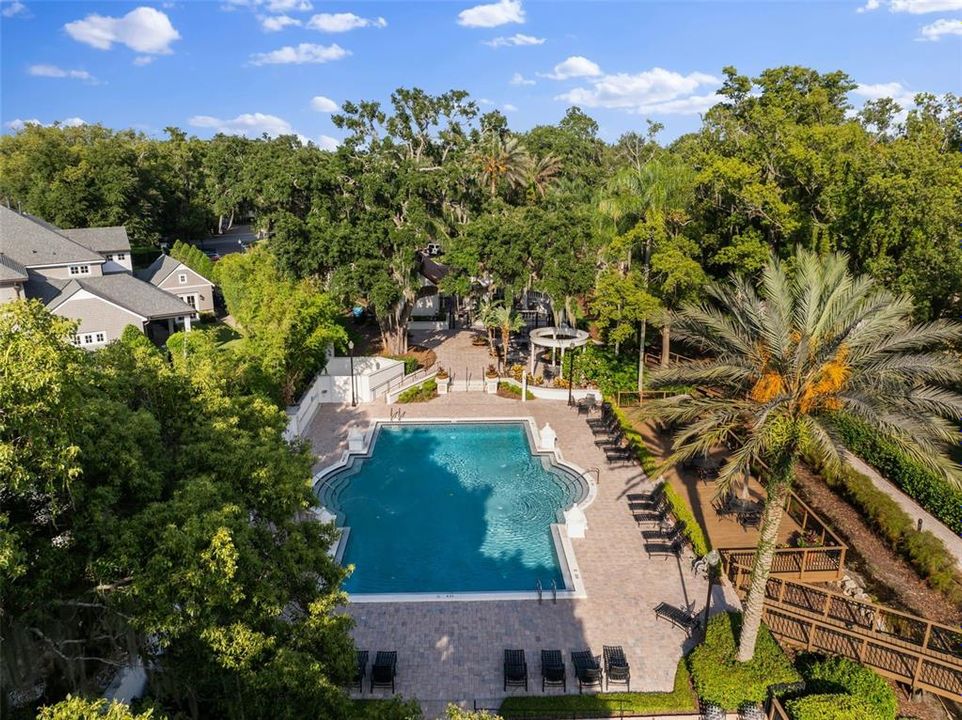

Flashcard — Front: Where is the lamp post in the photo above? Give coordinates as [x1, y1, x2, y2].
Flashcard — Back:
[348, 340, 356, 407]
[701, 549, 721, 633]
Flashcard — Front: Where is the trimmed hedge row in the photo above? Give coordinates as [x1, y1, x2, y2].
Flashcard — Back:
[607, 399, 711, 557]
[814, 459, 962, 606]
[831, 413, 962, 536]
[798, 656, 896, 720]
[784, 694, 875, 720]
[396, 378, 437, 403]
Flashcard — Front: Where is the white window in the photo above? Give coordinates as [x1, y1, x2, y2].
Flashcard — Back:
[179, 294, 196, 309]
[178, 273, 187, 284]
[105, 254, 114, 261]
[73, 331, 107, 348]
[116, 253, 126, 261]
[69, 264, 90, 276]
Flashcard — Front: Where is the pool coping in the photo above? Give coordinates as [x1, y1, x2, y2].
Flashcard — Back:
[312, 417, 595, 603]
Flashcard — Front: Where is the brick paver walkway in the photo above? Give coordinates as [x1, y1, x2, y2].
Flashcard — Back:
[303, 394, 737, 716]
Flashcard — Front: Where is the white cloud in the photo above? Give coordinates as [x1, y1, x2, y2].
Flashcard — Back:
[260, 14, 301, 31]
[919, 17, 962, 38]
[189, 112, 296, 137]
[317, 134, 339, 150]
[484, 33, 544, 47]
[2, 1, 27, 18]
[556, 67, 721, 115]
[503, 103, 518, 112]
[307, 12, 386, 32]
[310, 95, 339, 112]
[65, 6, 180, 54]
[852, 82, 919, 113]
[859, 0, 962, 10]
[6, 117, 87, 131]
[27, 64, 96, 81]
[510, 72, 535, 86]
[542, 56, 602, 80]
[249, 42, 349, 65]
[133, 55, 155, 66]
[457, 0, 524, 28]
[223, 0, 312, 10]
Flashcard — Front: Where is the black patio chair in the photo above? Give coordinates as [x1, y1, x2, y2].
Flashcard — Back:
[641, 519, 686, 541]
[633, 498, 670, 525]
[738, 508, 763, 529]
[503, 649, 528, 691]
[541, 649, 566, 692]
[604, 445, 635, 464]
[645, 535, 685, 560]
[603, 645, 631, 691]
[353, 650, 368, 692]
[626, 485, 664, 505]
[570, 650, 603, 693]
[370, 651, 397, 693]
[654, 602, 701, 637]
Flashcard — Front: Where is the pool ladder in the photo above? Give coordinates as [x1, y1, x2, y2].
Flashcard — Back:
[390, 407, 404, 421]
[536, 579, 558, 605]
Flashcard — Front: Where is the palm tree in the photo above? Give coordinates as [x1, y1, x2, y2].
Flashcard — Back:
[490, 304, 526, 370]
[475, 135, 531, 197]
[528, 153, 562, 197]
[477, 297, 499, 352]
[650, 248, 962, 662]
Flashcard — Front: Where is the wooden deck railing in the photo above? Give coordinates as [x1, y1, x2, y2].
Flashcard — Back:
[614, 389, 677, 407]
[720, 491, 848, 582]
[726, 560, 962, 701]
[765, 697, 790, 720]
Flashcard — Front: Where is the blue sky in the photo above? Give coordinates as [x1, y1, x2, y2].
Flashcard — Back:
[1, 0, 960, 146]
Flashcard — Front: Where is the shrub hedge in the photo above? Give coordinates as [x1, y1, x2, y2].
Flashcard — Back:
[608, 402, 658, 474]
[396, 378, 437, 403]
[831, 413, 962, 535]
[784, 694, 875, 720]
[663, 481, 711, 557]
[815, 459, 962, 605]
[797, 656, 897, 720]
[388, 354, 420, 375]
[499, 658, 697, 717]
[687, 612, 800, 710]
[497, 382, 534, 400]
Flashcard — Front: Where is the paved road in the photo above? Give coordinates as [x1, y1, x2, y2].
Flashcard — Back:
[196, 224, 258, 257]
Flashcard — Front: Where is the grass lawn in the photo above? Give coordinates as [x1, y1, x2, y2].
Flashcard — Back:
[206, 319, 243, 349]
[498, 658, 697, 717]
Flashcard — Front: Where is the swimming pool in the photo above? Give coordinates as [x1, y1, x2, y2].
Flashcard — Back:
[317, 421, 590, 597]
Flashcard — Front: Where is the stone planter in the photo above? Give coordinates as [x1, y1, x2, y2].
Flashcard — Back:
[485, 377, 499, 393]
[437, 377, 449, 394]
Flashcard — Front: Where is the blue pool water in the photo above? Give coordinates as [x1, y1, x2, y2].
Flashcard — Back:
[321, 422, 585, 594]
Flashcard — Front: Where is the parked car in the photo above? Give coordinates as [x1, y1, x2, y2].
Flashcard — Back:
[203, 250, 221, 262]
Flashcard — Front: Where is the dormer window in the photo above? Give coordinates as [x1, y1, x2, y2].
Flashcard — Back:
[178, 273, 187, 284]
[105, 254, 114, 261]
[69, 264, 90, 276]
[117, 253, 126, 261]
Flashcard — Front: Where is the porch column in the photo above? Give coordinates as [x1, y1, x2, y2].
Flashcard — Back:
[167, 317, 175, 333]
[184, 315, 192, 332]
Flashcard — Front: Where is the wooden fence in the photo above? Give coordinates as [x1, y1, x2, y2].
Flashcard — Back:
[727, 560, 962, 701]
[720, 491, 847, 583]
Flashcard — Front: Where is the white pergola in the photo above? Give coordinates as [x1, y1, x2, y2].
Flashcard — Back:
[528, 326, 590, 375]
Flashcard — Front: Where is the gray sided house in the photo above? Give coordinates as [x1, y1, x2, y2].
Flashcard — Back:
[0, 205, 198, 348]
[137, 255, 215, 314]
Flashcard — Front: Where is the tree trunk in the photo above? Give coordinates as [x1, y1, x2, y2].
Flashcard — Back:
[227, 208, 235, 231]
[736, 473, 793, 662]
[661, 323, 670, 367]
[637, 320, 647, 393]
[217, 214, 224, 235]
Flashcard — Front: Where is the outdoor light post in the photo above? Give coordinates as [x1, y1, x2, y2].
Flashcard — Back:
[567, 344, 577, 406]
[701, 549, 722, 633]
[348, 340, 356, 407]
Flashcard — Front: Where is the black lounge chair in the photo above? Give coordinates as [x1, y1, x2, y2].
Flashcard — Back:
[353, 650, 368, 692]
[570, 650, 603, 693]
[370, 651, 397, 693]
[541, 650, 566, 692]
[654, 602, 701, 636]
[503, 649, 528, 691]
[641, 520, 687, 541]
[603, 645, 631, 691]
[633, 499, 670, 525]
[645, 535, 685, 559]
[604, 445, 635, 463]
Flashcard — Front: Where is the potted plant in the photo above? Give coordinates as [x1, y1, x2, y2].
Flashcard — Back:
[436, 367, 449, 394]
[485, 364, 499, 393]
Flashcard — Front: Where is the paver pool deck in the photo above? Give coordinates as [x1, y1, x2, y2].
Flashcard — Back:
[303, 393, 739, 715]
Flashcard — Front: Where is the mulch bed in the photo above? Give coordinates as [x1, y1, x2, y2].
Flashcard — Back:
[794, 465, 961, 626]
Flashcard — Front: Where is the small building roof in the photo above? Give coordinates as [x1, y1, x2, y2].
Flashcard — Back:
[0, 254, 28, 283]
[137, 253, 213, 287]
[46, 273, 196, 320]
[62, 226, 131, 254]
[0, 205, 105, 268]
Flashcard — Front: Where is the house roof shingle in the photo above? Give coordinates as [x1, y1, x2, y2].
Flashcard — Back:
[0, 253, 28, 283]
[62, 226, 131, 254]
[0, 205, 105, 267]
[136, 254, 182, 285]
[45, 273, 196, 320]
